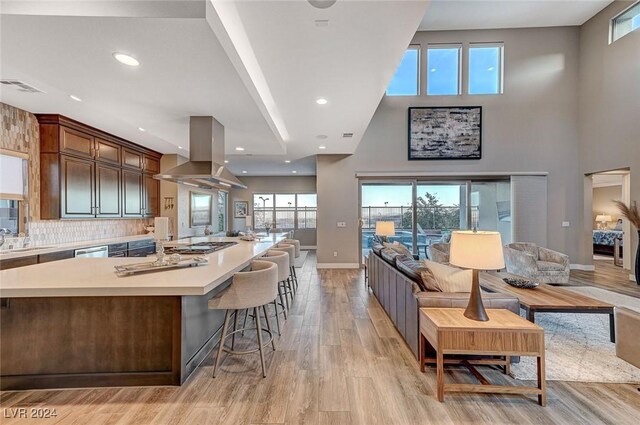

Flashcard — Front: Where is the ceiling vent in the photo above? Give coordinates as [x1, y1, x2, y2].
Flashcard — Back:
[342, 133, 354, 138]
[0, 80, 45, 93]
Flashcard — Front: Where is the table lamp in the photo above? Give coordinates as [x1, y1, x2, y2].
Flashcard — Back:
[375, 221, 395, 242]
[449, 230, 505, 321]
[595, 214, 612, 230]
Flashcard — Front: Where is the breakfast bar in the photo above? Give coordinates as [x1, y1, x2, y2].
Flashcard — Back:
[0, 234, 285, 391]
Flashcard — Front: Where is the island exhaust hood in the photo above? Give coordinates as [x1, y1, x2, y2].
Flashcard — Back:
[154, 116, 247, 190]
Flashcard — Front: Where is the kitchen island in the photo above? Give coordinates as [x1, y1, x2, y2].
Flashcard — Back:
[0, 234, 285, 390]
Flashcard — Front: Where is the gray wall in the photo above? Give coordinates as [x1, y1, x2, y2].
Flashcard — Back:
[229, 176, 317, 247]
[579, 1, 639, 278]
[317, 26, 582, 266]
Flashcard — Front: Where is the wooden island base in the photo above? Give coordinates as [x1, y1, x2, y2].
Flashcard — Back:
[1, 290, 230, 390]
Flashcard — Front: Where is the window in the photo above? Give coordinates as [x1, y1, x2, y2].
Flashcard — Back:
[611, 1, 640, 42]
[297, 194, 317, 229]
[468, 43, 503, 95]
[386, 46, 419, 96]
[426, 44, 461, 95]
[217, 191, 227, 232]
[252, 193, 317, 230]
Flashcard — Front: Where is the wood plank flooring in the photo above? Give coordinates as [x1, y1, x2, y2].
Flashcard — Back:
[1, 252, 639, 425]
[570, 259, 639, 298]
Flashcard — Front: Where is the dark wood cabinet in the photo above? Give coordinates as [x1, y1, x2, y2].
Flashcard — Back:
[96, 164, 121, 217]
[95, 138, 121, 165]
[143, 174, 160, 217]
[123, 148, 143, 170]
[60, 155, 95, 218]
[38, 250, 74, 263]
[122, 170, 143, 217]
[60, 126, 94, 159]
[37, 115, 161, 220]
[0, 256, 38, 270]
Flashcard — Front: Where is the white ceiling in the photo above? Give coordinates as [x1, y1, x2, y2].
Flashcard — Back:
[0, 0, 614, 176]
[420, 0, 612, 31]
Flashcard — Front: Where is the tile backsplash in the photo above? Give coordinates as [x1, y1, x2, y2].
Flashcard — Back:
[27, 219, 152, 246]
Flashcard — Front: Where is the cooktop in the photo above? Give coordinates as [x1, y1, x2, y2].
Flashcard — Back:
[163, 241, 237, 256]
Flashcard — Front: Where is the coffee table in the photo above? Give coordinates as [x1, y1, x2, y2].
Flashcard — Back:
[419, 308, 546, 406]
[481, 272, 616, 342]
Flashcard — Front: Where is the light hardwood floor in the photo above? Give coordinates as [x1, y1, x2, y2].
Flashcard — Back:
[570, 259, 640, 298]
[1, 252, 639, 425]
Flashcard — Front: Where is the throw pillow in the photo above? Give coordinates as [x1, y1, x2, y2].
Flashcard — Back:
[384, 241, 412, 257]
[422, 260, 472, 292]
[418, 268, 441, 292]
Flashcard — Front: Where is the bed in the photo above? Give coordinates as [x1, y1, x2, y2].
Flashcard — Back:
[593, 229, 623, 256]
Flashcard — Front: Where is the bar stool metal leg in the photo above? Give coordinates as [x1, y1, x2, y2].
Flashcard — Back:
[254, 307, 267, 378]
[262, 305, 276, 351]
[278, 285, 288, 319]
[231, 309, 238, 350]
[213, 309, 232, 378]
[272, 300, 281, 335]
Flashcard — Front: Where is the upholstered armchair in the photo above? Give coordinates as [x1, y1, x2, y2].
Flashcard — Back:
[426, 243, 450, 264]
[503, 242, 570, 284]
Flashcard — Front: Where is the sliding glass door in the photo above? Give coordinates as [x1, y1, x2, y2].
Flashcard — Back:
[359, 179, 511, 261]
[361, 183, 413, 258]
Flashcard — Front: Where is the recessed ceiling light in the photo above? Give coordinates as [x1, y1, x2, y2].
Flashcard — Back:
[430, 68, 437, 72]
[178, 146, 183, 149]
[138, 127, 146, 132]
[319, 145, 326, 150]
[235, 147, 245, 151]
[284, 160, 291, 163]
[113, 53, 140, 67]
[316, 134, 328, 139]
[292, 170, 298, 174]
[242, 170, 248, 174]
[69, 95, 82, 102]
[487, 66, 495, 71]
[316, 98, 328, 105]
[224, 160, 229, 164]
[308, 0, 337, 9]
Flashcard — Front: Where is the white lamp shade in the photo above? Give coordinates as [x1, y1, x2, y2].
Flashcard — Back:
[375, 221, 395, 237]
[595, 214, 612, 223]
[449, 230, 505, 270]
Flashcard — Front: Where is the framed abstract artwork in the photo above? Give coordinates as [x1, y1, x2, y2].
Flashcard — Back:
[234, 201, 248, 218]
[408, 106, 482, 160]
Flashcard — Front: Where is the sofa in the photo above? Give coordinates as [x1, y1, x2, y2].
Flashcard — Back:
[616, 307, 640, 368]
[367, 245, 520, 360]
[503, 242, 570, 284]
[426, 242, 450, 264]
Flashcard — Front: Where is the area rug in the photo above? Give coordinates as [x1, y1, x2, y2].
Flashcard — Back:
[510, 286, 640, 383]
[294, 250, 308, 268]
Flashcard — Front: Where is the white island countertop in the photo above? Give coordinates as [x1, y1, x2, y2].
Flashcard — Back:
[0, 234, 285, 298]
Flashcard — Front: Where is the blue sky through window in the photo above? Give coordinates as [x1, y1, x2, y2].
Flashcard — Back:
[362, 185, 461, 207]
[427, 47, 460, 95]
[632, 14, 640, 30]
[386, 49, 418, 96]
[469, 46, 501, 95]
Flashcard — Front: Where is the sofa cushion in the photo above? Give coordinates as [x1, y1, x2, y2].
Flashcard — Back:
[419, 269, 441, 292]
[395, 255, 433, 291]
[372, 244, 384, 256]
[384, 241, 413, 257]
[537, 261, 566, 271]
[380, 248, 400, 265]
[422, 260, 472, 292]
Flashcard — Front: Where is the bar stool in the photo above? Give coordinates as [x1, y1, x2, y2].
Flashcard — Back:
[273, 243, 296, 299]
[283, 238, 301, 288]
[260, 250, 291, 329]
[208, 260, 278, 378]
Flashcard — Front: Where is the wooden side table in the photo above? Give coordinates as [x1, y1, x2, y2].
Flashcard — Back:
[419, 308, 546, 406]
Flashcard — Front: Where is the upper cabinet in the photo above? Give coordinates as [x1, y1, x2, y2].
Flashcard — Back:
[37, 115, 162, 220]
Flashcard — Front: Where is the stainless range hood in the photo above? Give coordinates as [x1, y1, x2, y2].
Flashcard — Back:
[154, 116, 247, 190]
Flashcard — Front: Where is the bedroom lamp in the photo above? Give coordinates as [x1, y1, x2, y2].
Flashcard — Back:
[375, 221, 395, 242]
[449, 230, 505, 322]
[596, 214, 612, 230]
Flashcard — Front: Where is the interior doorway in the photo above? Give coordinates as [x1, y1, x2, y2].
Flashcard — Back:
[589, 170, 631, 275]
